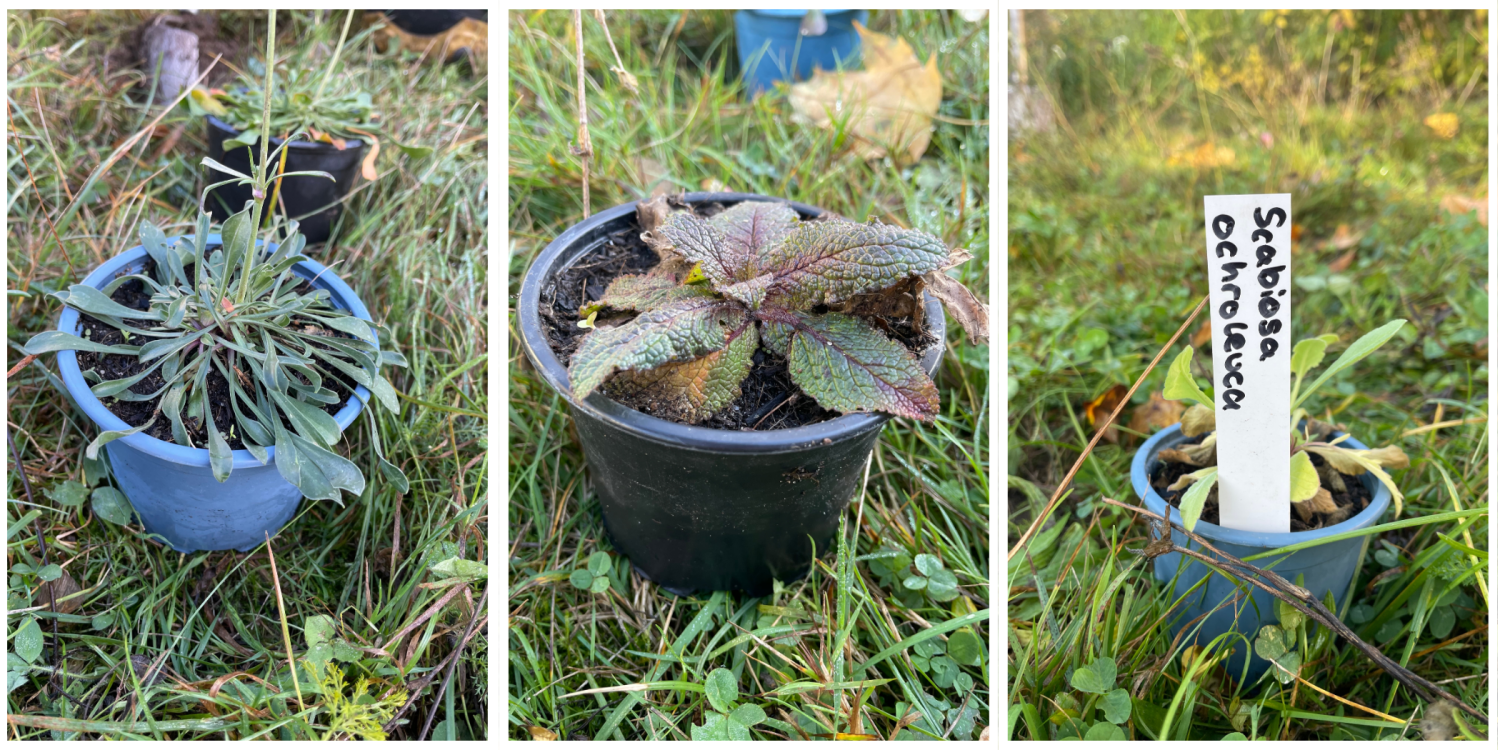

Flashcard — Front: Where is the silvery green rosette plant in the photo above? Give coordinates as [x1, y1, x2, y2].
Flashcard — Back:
[568, 200, 988, 422]
[22, 12, 407, 503]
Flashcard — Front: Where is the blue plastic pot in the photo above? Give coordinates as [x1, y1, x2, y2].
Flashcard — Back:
[734, 9, 868, 95]
[54, 235, 375, 553]
[1131, 424, 1391, 683]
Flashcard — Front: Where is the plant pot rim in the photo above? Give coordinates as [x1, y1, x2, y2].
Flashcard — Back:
[1131, 423, 1393, 549]
[55, 234, 375, 469]
[517, 191, 948, 455]
[205, 114, 367, 152]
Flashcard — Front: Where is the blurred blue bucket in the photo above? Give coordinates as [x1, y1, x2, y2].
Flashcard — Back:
[734, 9, 868, 95]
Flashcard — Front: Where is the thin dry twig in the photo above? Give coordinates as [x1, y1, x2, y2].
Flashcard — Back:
[592, 10, 639, 94]
[1103, 498, 1489, 725]
[572, 9, 594, 218]
[1008, 293, 1209, 561]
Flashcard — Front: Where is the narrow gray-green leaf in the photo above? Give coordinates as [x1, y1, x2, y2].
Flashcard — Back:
[23, 331, 140, 356]
[85, 418, 156, 460]
[54, 284, 161, 321]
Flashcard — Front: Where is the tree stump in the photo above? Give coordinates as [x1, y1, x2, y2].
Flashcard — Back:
[142, 20, 198, 103]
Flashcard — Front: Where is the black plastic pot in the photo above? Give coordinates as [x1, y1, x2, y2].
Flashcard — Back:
[204, 115, 365, 244]
[518, 193, 947, 596]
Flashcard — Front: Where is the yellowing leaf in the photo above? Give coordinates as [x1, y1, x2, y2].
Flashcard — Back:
[788, 22, 942, 164]
[346, 127, 381, 181]
[1289, 450, 1320, 503]
[189, 87, 227, 118]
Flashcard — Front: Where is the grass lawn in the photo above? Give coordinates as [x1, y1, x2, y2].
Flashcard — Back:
[7, 10, 488, 740]
[1007, 10, 1489, 741]
[508, 9, 991, 741]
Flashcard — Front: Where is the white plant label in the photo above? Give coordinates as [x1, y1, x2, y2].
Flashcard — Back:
[1203, 194, 1292, 533]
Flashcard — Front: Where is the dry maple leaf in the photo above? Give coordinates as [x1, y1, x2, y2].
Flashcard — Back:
[788, 22, 941, 164]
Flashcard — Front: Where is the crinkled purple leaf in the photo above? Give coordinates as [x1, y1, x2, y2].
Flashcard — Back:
[782, 311, 939, 420]
[659, 212, 747, 291]
[721, 273, 774, 310]
[709, 201, 800, 276]
[760, 317, 794, 357]
[606, 324, 758, 423]
[762, 220, 949, 307]
[568, 297, 745, 399]
[579, 272, 713, 316]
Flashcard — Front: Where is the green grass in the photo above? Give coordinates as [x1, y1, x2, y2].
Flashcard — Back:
[508, 10, 990, 741]
[1007, 9, 1488, 741]
[7, 10, 488, 740]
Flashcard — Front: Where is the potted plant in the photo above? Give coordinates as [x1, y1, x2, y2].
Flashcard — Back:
[734, 10, 868, 94]
[1131, 319, 1410, 682]
[517, 192, 986, 595]
[188, 11, 379, 243]
[23, 14, 408, 553]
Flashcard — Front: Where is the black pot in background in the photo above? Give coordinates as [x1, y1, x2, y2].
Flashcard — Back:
[204, 115, 366, 244]
[518, 193, 948, 596]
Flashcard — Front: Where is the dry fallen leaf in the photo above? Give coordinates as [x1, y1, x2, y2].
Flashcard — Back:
[1324, 223, 1362, 251]
[1083, 384, 1128, 444]
[527, 726, 559, 741]
[1440, 193, 1488, 228]
[1191, 318, 1212, 348]
[38, 569, 82, 615]
[1293, 486, 1338, 522]
[1168, 142, 1235, 169]
[788, 22, 941, 164]
[1129, 391, 1185, 438]
[1424, 112, 1459, 140]
[634, 156, 671, 199]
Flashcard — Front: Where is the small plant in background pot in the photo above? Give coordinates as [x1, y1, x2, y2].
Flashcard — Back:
[22, 10, 407, 551]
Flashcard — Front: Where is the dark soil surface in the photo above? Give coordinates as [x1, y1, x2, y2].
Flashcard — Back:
[538, 201, 938, 430]
[1150, 435, 1372, 531]
[74, 259, 353, 450]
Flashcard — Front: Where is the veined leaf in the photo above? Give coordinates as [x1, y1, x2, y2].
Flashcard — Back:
[709, 200, 800, 275]
[760, 220, 949, 307]
[660, 211, 751, 290]
[568, 298, 743, 399]
[1290, 336, 1332, 381]
[761, 320, 793, 357]
[606, 324, 758, 423]
[1289, 451, 1320, 503]
[782, 311, 939, 420]
[23, 331, 140, 356]
[1162, 346, 1212, 410]
[721, 273, 774, 310]
[579, 272, 713, 316]
[1293, 319, 1406, 410]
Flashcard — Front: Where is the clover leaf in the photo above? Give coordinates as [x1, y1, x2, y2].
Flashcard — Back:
[568, 552, 614, 595]
[903, 554, 960, 602]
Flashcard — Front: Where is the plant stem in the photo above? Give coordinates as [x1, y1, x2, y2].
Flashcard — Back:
[572, 9, 593, 218]
[313, 9, 356, 103]
[242, 9, 278, 306]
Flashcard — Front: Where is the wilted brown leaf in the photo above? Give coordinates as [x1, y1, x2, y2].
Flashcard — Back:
[788, 22, 942, 164]
[1293, 487, 1338, 522]
[1323, 223, 1362, 251]
[924, 271, 988, 344]
[1129, 391, 1185, 437]
[1328, 248, 1357, 273]
[1083, 384, 1128, 444]
[38, 569, 82, 615]
[528, 726, 559, 741]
